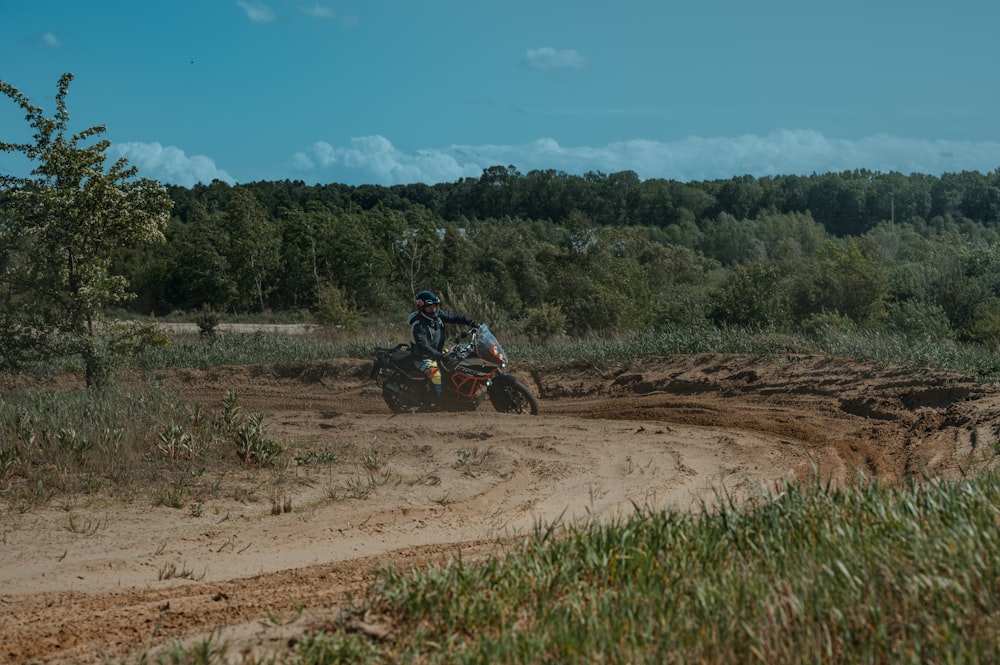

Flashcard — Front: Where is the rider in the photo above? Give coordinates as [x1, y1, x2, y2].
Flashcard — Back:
[408, 290, 477, 398]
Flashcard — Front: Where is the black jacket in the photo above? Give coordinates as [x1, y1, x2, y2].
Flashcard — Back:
[408, 309, 475, 362]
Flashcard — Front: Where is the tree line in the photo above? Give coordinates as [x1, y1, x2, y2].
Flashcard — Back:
[114, 166, 1000, 348]
[172, 165, 1000, 238]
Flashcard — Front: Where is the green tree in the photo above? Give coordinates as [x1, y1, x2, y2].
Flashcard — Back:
[275, 204, 323, 310]
[788, 237, 889, 325]
[0, 73, 172, 385]
[219, 187, 281, 311]
[166, 218, 238, 312]
[709, 261, 791, 329]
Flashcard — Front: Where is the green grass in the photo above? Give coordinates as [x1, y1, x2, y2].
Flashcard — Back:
[128, 331, 382, 370]
[10, 319, 1000, 382]
[276, 471, 1000, 664]
[0, 382, 291, 510]
[516, 324, 1000, 380]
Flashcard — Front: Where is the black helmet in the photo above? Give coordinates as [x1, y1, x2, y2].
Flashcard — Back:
[415, 290, 441, 318]
[415, 290, 440, 308]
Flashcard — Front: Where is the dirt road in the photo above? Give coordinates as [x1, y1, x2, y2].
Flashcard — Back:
[2, 352, 998, 663]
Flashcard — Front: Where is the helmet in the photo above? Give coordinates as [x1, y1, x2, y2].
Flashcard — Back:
[415, 290, 440, 308]
[415, 290, 441, 318]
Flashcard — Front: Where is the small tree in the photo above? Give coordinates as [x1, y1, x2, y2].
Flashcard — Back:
[315, 282, 361, 331]
[0, 73, 172, 386]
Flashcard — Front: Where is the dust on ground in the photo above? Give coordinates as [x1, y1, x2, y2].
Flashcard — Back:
[2, 352, 999, 663]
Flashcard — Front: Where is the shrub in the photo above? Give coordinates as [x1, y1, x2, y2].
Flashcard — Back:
[519, 303, 567, 343]
[315, 283, 362, 331]
[709, 262, 791, 330]
[883, 299, 953, 341]
[799, 311, 858, 338]
[194, 304, 220, 337]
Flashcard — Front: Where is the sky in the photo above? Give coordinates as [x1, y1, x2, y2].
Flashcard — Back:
[2, 1, 1000, 188]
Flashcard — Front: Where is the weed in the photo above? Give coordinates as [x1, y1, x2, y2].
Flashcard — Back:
[453, 446, 499, 477]
[326, 485, 344, 503]
[341, 471, 392, 501]
[295, 449, 339, 466]
[158, 561, 206, 581]
[270, 494, 293, 515]
[55, 427, 92, 464]
[345, 476, 374, 500]
[361, 448, 382, 472]
[0, 446, 20, 483]
[221, 389, 242, 431]
[65, 513, 106, 535]
[157, 425, 199, 461]
[266, 603, 304, 626]
[234, 411, 285, 468]
[154, 485, 187, 509]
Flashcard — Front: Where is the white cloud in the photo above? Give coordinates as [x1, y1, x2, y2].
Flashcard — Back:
[294, 136, 481, 184]
[299, 3, 335, 19]
[38, 32, 61, 48]
[237, 1, 276, 23]
[111, 142, 235, 187]
[291, 130, 1000, 186]
[298, 4, 359, 28]
[525, 47, 589, 71]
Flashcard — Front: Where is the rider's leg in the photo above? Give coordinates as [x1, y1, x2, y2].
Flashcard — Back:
[418, 359, 442, 396]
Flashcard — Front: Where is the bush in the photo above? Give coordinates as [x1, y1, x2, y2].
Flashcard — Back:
[194, 304, 219, 337]
[799, 311, 858, 338]
[518, 303, 567, 343]
[445, 284, 506, 331]
[652, 284, 711, 328]
[709, 262, 791, 330]
[315, 283, 361, 331]
[966, 313, 1000, 348]
[883, 300, 953, 341]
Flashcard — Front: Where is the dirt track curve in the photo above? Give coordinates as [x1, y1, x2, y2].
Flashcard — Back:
[3, 353, 999, 663]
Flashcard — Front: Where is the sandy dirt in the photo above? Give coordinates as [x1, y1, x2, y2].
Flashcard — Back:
[2, 352, 999, 663]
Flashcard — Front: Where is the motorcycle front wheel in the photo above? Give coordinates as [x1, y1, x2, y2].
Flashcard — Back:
[488, 376, 539, 415]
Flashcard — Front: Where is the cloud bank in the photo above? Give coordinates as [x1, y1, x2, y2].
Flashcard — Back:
[104, 131, 1000, 188]
[290, 130, 1000, 186]
[111, 142, 235, 187]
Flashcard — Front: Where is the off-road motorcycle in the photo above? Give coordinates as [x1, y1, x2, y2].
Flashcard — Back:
[371, 323, 539, 415]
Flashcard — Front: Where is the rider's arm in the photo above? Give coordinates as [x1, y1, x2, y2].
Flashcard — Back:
[439, 310, 476, 328]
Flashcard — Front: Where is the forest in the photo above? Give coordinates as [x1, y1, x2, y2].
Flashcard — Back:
[116, 165, 1000, 346]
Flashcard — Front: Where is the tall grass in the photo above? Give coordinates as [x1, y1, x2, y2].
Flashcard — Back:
[129, 331, 389, 370]
[516, 324, 1000, 380]
[9, 321, 1000, 380]
[0, 382, 287, 510]
[289, 472, 1000, 664]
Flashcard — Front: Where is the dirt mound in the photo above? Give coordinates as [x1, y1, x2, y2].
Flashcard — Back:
[2, 353, 998, 663]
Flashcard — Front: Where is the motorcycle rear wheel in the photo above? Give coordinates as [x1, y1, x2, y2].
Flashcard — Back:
[489, 377, 539, 415]
[382, 384, 415, 414]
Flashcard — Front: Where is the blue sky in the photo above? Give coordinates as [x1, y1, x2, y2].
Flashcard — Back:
[2, 1, 1000, 188]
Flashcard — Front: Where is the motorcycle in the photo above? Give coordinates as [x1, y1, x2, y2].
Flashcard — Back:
[371, 323, 539, 415]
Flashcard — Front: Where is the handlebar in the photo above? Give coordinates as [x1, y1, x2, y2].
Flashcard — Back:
[454, 323, 480, 343]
